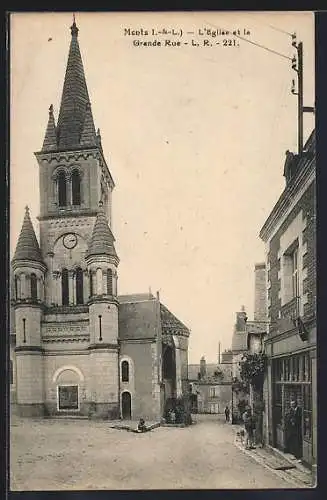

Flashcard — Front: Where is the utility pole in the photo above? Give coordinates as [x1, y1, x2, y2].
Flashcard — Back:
[291, 35, 315, 155]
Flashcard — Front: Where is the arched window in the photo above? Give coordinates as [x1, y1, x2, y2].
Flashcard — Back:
[14, 275, 19, 300]
[89, 271, 93, 298]
[72, 170, 81, 206]
[121, 361, 129, 382]
[58, 171, 67, 207]
[107, 268, 113, 295]
[62, 268, 69, 305]
[30, 273, 37, 300]
[76, 267, 84, 305]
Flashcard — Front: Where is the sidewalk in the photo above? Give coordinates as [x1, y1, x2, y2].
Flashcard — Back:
[233, 425, 313, 488]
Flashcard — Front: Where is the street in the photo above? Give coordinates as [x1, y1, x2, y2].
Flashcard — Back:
[10, 414, 299, 490]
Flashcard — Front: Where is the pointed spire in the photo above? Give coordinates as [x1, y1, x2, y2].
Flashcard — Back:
[56, 19, 96, 148]
[96, 128, 102, 149]
[71, 13, 78, 37]
[42, 104, 57, 151]
[12, 206, 43, 263]
[86, 201, 118, 259]
[80, 101, 97, 146]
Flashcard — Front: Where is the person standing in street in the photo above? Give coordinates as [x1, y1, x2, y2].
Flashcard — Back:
[285, 399, 302, 460]
[224, 405, 230, 422]
[242, 406, 256, 449]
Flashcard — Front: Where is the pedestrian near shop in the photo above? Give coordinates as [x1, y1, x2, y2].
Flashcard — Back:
[285, 399, 302, 460]
[242, 406, 256, 449]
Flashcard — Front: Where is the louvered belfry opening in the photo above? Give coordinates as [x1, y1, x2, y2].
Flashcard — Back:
[62, 269, 69, 305]
[72, 170, 81, 206]
[75, 267, 84, 304]
[58, 172, 67, 207]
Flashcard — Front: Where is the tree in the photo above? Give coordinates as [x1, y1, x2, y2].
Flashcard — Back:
[232, 376, 249, 394]
[239, 352, 267, 390]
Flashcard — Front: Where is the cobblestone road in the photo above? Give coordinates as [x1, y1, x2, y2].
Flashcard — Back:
[10, 414, 300, 490]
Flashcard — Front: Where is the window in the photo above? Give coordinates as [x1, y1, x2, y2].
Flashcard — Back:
[282, 240, 300, 306]
[75, 267, 84, 305]
[10, 360, 13, 385]
[89, 271, 93, 297]
[291, 247, 299, 299]
[62, 268, 69, 305]
[121, 361, 129, 382]
[209, 403, 219, 413]
[58, 385, 78, 410]
[107, 268, 113, 295]
[303, 384, 312, 441]
[58, 171, 67, 207]
[72, 170, 81, 206]
[293, 355, 300, 382]
[273, 383, 283, 425]
[30, 273, 37, 300]
[14, 275, 19, 300]
[209, 386, 218, 398]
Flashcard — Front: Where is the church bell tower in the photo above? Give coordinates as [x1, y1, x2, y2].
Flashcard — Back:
[12, 18, 120, 418]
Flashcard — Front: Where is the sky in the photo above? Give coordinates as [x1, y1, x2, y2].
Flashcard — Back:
[10, 11, 315, 364]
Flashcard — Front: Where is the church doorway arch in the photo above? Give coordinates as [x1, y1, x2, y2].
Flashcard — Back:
[121, 391, 131, 419]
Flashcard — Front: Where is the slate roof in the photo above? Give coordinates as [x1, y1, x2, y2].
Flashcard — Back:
[118, 294, 190, 340]
[160, 303, 190, 336]
[119, 293, 155, 303]
[53, 21, 96, 150]
[188, 363, 232, 382]
[42, 105, 57, 151]
[12, 206, 43, 264]
[86, 203, 118, 259]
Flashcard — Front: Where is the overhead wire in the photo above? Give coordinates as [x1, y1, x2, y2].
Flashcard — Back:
[203, 20, 293, 61]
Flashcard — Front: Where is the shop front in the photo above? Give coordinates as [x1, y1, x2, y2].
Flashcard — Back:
[272, 348, 315, 466]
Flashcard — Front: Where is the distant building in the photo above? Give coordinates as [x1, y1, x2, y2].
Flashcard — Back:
[188, 356, 232, 414]
[259, 130, 316, 467]
[10, 20, 190, 421]
[231, 264, 268, 421]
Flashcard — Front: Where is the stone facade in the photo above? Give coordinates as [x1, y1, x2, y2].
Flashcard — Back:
[188, 357, 232, 414]
[10, 20, 190, 421]
[259, 131, 316, 467]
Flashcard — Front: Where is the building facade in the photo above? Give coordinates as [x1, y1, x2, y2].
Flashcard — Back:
[259, 131, 316, 467]
[188, 356, 232, 414]
[10, 20, 190, 421]
[231, 264, 268, 421]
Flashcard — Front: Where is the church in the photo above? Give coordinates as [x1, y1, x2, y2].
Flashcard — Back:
[10, 19, 190, 421]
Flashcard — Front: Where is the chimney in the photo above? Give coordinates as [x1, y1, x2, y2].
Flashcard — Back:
[200, 356, 206, 379]
[156, 290, 160, 301]
[254, 263, 267, 322]
[235, 307, 248, 332]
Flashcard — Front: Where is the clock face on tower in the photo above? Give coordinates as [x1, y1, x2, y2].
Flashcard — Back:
[63, 233, 78, 249]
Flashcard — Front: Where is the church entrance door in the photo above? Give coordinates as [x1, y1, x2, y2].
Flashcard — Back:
[122, 391, 131, 419]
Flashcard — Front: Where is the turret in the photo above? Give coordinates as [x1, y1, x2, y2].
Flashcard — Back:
[85, 201, 120, 418]
[85, 201, 119, 346]
[11, 206, 46, 416]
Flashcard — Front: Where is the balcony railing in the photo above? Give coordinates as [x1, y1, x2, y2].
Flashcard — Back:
[280, 296, 299, 321]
